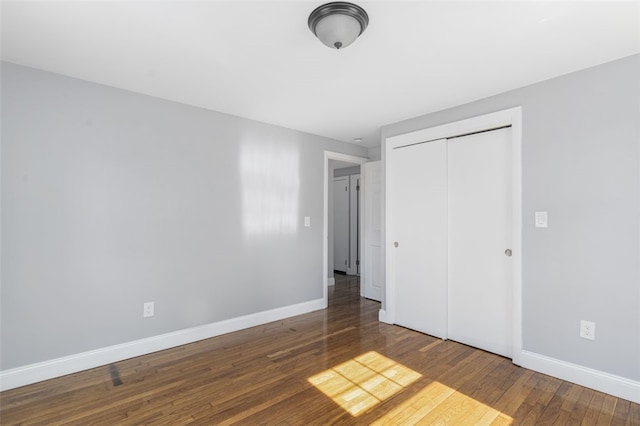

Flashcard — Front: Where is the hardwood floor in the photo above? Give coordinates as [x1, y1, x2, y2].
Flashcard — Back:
[1, 274, 638, 425]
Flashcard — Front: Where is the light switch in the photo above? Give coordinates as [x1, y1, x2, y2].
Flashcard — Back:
[535, 211, 548, 228]
[304, 216, 311, 227]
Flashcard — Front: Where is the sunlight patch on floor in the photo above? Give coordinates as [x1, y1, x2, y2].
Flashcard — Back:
[371, 381, 514, 425]
[307, 351, 422, 416]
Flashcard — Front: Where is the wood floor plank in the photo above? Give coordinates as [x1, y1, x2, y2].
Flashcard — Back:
[550, 382, 584, 425]
[582, 390, 608, 426]
[373, 381, 454, 425]
[537, 381, 572, 424]
[629, 400, 640, 426]
[612, 399, 632, 426]
[419, 338, 443, 353]
[598, 394, 620, 425]
[565, 387, 595, 425]
[490, 368, 536, 417]
[1, 274, 638, 425]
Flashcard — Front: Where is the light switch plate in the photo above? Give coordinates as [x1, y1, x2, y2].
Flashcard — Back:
[304, 216, 311, 227]
[535, 211, 548, 228]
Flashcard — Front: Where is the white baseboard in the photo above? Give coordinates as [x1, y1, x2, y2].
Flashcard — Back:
[518, 350, 640, 404]
[373, 314, 638, 403]
[378, 309, 391, 324]
[0, 298, 325, 392]
[328, 277, 335, 286]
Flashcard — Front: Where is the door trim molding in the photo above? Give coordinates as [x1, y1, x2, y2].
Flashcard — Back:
[332, 176, 350, 274]
[323, 151, 368, 307]
[383, 107, 523, 363]
[347, 174, 361, 276]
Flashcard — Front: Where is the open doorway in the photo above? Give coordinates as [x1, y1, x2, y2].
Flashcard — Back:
[322, 152, 368, 308]
[331, 164, 361, 276]
[331, 163, 361, 302]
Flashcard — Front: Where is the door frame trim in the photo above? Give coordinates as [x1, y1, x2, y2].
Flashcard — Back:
[382, 107, 523, 363]
[347, 173, 361, 276]
[332, 175, 350, 274]
[323, 151, 368, 308]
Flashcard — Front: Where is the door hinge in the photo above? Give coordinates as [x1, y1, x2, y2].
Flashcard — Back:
[356, 260, 360, 266]
[356, 185, 360, 191]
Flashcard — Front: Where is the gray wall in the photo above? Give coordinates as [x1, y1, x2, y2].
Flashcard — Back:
[0, 62, 368, 370]
[381, 54, 640, 381]
[368, 146, 382, 161]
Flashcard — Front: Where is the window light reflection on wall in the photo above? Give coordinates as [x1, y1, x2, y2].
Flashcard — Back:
[240, 142, 300, 236]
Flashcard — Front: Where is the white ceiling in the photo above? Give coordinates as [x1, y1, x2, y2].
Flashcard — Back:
[2, 1, 639, 148]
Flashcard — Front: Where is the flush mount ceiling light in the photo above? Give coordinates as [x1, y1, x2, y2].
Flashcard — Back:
[308, 2, 369, 50]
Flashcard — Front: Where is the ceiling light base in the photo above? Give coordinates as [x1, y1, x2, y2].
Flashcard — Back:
[308, 2, 369, 50]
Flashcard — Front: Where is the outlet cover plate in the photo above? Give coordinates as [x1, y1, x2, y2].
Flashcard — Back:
[143, 302, 154, 317]
[580, 320, 595, 340]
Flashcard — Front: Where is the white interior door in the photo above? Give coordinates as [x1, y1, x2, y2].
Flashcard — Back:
[363, 162, 382, 301]
[333, 177, 349, 273]
[391, 140, 448, 338]
[347, 174, 360, 275]
[447, 127, 513, 357]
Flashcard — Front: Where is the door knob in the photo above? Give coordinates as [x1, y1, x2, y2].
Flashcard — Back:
[394, 241, 399, 248]
[505, 249, 512, 257]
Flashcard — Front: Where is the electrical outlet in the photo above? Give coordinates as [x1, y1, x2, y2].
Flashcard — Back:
[580, 320, 595, 340]
[143, 302, 154, 317]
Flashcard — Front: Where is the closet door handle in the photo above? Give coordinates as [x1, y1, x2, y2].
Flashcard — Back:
[394, 241, 399, 248]
[504, 249, 512, 257]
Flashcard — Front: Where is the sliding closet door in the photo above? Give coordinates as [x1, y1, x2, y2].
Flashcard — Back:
[447, 128, 513, 357]
[390, 139, 448, 338]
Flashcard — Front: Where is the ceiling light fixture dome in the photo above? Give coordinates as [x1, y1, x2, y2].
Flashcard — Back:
[308, 2, 369, 50]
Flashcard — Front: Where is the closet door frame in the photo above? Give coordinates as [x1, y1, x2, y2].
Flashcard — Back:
[382, 106, 523, 365]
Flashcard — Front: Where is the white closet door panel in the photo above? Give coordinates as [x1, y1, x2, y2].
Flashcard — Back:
[391, 139, 448, 338]
[447, 128, 512, 357]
